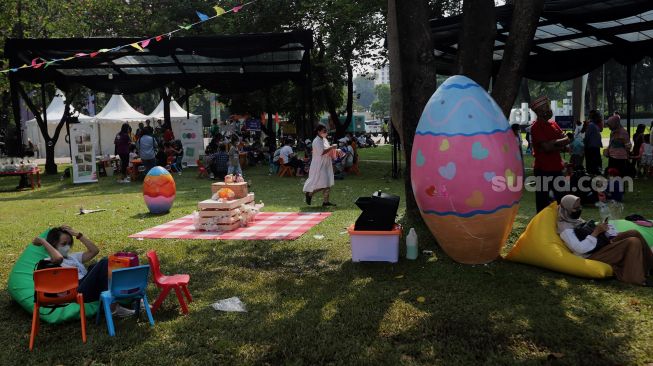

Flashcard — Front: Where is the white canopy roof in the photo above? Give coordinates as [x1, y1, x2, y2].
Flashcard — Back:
[94, 94, 149, 121]
[26, 90, 92, 124]
[148, 99, 198, 119]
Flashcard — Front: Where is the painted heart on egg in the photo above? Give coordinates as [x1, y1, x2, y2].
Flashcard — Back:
[483, 172, 496, 182]
[465, 190, 484, 208]
[416, 149, 426, 167]
[439, 139, 450, 151]
[438, 162, 456, 180]
[426, 185, 437, 197]
[472, 142, 489, 160]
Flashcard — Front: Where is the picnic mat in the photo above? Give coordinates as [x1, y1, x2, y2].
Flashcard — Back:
[128, 212, 331, 240]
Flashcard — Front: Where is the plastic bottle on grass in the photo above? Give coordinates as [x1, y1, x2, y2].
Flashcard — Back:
[406, 228, 418, 260]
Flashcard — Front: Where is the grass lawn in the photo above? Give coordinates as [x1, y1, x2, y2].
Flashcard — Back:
[1, 151, 653, 365]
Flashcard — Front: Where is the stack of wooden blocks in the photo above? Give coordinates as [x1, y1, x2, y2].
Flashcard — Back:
[196, 182, 253, 231]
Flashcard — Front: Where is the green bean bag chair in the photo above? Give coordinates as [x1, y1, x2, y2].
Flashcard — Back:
[612, 220, 653, 250]
[7, 230, 99, 324]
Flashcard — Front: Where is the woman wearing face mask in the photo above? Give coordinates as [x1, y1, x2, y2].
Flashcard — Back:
[32, 226, 135, 317]
[558, 195, 653, 286]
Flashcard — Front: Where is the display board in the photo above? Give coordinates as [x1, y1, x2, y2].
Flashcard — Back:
[69, 123, 98, 184]
[172, 118, 203, 167]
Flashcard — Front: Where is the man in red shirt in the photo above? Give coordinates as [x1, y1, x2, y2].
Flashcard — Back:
[530, 96, 570, 213]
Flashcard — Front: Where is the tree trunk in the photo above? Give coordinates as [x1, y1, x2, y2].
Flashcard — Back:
[331, 58, 354, 139]
[520, 78, 531, 105]
[456, 0, 496, 90]
[161, 88, 172, 129]
[394, 0, 438, 214]
[491, 0, 544, 116]
[387, 0, 404, 144]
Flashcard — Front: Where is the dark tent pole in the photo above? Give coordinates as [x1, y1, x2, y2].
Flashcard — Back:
[41, 84, 47, 143]
[307, 51, 315, 132]
[626, 64, 632, 137]
[9, 75, 22, 156]
[299, 81, 306, 140]
[185, 88, 190, 120]
[266, 88, 276, 158]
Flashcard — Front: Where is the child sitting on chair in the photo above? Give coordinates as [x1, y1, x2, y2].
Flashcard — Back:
[34, 226, 135, 317]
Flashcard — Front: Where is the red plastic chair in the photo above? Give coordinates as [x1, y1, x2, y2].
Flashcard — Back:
[146, 250, 192, 314]
[30, 267, 86, 350]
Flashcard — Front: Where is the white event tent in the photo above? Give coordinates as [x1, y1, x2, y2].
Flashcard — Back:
[24, 90, 93, 158]
[148, 99, 203, 166]
[94, 94, 149, 156]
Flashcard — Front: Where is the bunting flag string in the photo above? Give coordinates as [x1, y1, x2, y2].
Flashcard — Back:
[0, 0, 254, 75]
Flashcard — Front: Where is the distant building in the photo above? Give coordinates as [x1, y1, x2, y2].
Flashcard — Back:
[374, 64, 390, 85]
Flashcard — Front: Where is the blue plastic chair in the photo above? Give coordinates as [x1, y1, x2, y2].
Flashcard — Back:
[96, 265, 154, 336]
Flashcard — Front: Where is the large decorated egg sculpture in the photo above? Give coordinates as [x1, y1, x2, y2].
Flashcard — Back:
[411, 75, 523, 264]
[143, 166, 176, 214]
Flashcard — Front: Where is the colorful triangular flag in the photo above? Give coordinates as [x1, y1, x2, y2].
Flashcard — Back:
[98, 48, 110, 53]
[232, 5, 243, 13]
[214, 6, 225, 16]
[130, 43, 144, 52]
[155, 35, 163, 42]
[179, 24, 192, 30]
[196, 11, 209, 21]
[141, 39, 150, 48]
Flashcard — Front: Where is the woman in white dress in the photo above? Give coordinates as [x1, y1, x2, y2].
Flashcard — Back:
[303, 125, 337, 206]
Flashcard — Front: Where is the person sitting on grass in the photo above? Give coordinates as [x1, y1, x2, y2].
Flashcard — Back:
[209, 143, 229, 180]
[557, 195, 653, 286]
[33, 226, 135, 317]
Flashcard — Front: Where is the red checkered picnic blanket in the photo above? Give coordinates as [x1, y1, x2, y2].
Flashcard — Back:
[128, 212, 331, 240]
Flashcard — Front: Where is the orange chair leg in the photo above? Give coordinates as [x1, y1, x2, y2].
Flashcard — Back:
[78, 294, 87, 344]
[29, 304, 39, 351]
[151, 286, 171, 313]
[174, 287, 189, 314]
[182, 285, 193, 303]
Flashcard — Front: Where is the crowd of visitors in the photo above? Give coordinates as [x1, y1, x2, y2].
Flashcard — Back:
[114, 118, 183, 183]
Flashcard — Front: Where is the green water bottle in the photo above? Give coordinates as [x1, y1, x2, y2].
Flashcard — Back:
[406, 228, 418, 260]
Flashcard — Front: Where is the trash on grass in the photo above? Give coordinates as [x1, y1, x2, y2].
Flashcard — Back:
[211, 297, 247, 312]
[77, 208, 106, 215]
[313, 234, 325, 240]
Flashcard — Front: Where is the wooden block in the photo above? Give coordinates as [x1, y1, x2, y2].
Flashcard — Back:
[196, 219, 241, 231]
[211, 182, 249, 198]
[198, 210, 239, 218]
[198, 193, 254, 210]
[197, 215, 240, 225]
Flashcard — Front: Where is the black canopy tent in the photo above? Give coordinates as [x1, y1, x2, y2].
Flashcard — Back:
[4, 30, 313, 154]
[429, 0, 653, 132]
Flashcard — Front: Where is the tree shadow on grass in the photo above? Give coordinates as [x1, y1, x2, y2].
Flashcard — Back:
[156, 239, 640, 365]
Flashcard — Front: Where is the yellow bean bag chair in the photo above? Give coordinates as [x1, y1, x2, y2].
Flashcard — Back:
[504, 202, 613, 278]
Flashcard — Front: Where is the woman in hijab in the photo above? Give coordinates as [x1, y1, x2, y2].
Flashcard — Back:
[557, 195, 653, 285]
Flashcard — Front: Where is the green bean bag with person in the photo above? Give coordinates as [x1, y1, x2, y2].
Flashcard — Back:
[7, 230, 99, 324]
